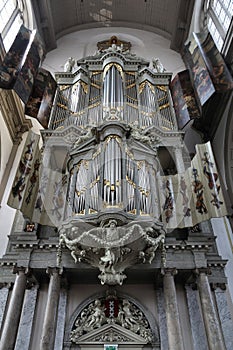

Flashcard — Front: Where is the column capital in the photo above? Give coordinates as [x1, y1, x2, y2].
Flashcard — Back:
[0, 282, 13, 290]
[210, 283, 227, 291]
[46, 267, 63, 277]
[13, 266, 31, 276]
[172, 144, 184, 152]
[161, 267, 178, 276]
[193, 267, 211, 276]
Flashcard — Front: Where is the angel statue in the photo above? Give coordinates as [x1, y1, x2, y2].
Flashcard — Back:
[64, 57, 75, 72]
[152, 57, 165, 73]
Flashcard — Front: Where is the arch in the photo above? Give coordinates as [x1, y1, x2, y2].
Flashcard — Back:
[64, 290, 160, 349]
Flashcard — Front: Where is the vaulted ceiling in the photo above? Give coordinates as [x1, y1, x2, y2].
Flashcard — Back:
[30, 0, 195, 53]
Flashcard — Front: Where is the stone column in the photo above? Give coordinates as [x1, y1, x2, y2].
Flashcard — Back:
[185, 284, 208, 350]
[40, 267, 62, 350]
[54, 287, 68, 350]
[0, 267, 28, 350]
[14, 284, 39, 350]
[156, 288, 168, 350]
[173, 146, 185, 173]
[0, 283, 11, 329]
[197, 270, 226, 350]
[213, 284, 233, 350]
[162, 269, 184, 350]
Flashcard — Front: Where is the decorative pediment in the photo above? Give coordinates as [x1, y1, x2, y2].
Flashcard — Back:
[75, 323, 147, 345]
[70, 297, 154, 345]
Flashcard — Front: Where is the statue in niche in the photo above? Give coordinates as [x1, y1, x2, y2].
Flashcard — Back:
[152, 57, 165, 73]
[64, 57, 75, 72]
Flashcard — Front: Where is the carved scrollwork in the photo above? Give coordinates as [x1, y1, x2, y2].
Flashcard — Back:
[70, 297, 153, 344]
[59, 219, 166, 285]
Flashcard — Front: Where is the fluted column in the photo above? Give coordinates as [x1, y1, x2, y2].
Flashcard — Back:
[197, 269, 226, 350]
[162, 268, 184, 350]
[40, 267, 62, 350]
[0, 267, 28, 350]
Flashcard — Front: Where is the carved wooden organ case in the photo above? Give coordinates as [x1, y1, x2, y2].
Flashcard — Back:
[42, 47, 184, 285]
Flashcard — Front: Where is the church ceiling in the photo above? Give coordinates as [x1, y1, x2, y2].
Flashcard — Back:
[30, 0, 195, 53]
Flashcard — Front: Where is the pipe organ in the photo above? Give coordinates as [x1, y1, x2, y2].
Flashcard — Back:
[48, 47, 180, 223]
[3, 37, 231, 350]
[66, 134, 158, 217]
[50, 52, 177, 131]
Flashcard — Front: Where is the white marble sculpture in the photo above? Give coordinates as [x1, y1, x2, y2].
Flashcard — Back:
[64, 57, 75, 72]
[59, 219, 166, 285]
[152, 57, 165, 73]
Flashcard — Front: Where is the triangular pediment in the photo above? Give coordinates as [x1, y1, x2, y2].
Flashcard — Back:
[75, 323, 148, 345]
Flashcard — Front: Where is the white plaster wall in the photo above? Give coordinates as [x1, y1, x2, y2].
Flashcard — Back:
[0, 131, 26, 257]
[0, 112, 13, 184]
[42, 27, 185, 77]
[211, 217, 233, 306]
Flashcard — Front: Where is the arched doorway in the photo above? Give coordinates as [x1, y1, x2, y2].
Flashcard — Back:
[64, 292, 160, 350]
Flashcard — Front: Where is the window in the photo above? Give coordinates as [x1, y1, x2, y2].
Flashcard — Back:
[207, 0, 233, 51]
[0, 0, 23, 52]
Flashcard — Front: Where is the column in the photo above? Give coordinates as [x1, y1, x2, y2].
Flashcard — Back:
[197, 270, 226, 350]
[156, 288, 168, 350]
[14, 284, 39, 350]
[54, 287, 68, 350]
[0, 283, 11, 329]
[173, 146, 185, 173]
[0, 267, 27, 350]
[162, 269, 184, 350]
[185, 284, 208, 350]
[213, 284, 233, 350]
[40, 267, 62, 350]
